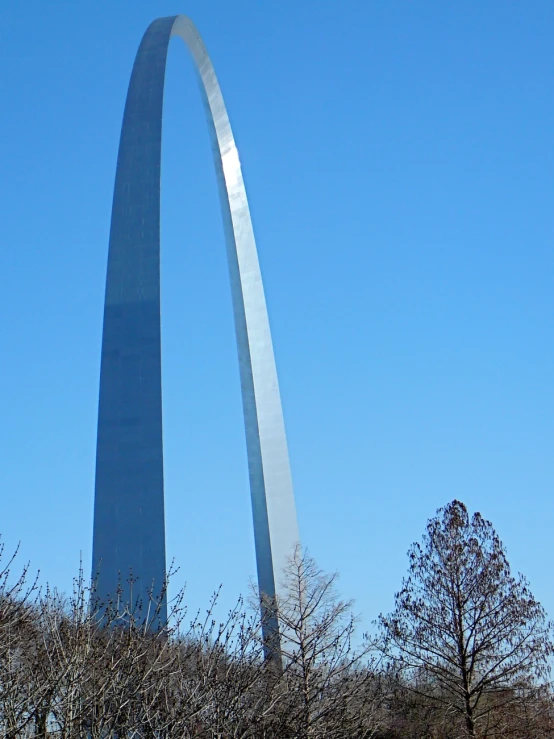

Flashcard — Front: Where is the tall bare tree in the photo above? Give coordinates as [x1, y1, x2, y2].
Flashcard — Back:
[378, 500, 553, 738]
[261, 545, 382, 738]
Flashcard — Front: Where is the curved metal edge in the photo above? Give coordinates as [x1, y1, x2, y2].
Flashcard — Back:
[170, 16, 300, 602]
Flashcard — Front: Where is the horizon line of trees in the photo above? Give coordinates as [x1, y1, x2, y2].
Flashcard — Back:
[1, 499, 553, 738]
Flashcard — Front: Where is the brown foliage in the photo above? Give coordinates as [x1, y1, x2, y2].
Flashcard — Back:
[0, 540, 383, 738]
[2, 498, 553, 738]
[378, 500, 554, 738]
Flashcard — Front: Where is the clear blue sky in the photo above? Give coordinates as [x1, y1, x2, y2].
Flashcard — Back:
[1, 0, 553, 628]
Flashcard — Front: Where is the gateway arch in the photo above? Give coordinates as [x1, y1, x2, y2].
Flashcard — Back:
[92, 15, 299, 638]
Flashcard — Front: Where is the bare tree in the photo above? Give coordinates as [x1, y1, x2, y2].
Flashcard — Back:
[261, 545, 382, 738]
[378, 500, 553, 738]
[0, 539, 45, 739]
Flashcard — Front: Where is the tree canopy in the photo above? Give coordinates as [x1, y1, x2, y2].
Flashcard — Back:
[378, 499, 553, 737]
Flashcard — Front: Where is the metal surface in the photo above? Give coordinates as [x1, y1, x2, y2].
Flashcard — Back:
[92, 15, 299, 638]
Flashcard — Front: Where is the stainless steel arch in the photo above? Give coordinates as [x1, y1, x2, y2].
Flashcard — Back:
[92, 15, 299, 638]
